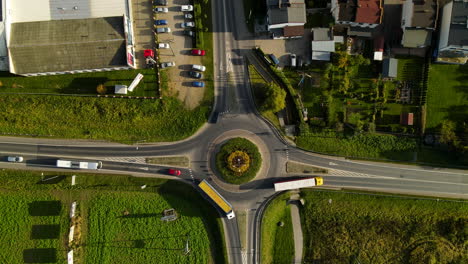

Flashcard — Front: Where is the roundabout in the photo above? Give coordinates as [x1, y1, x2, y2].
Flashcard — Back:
[215, 137, 261, 185]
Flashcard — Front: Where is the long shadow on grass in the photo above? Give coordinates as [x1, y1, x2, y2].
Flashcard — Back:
[23, 248, 57, 263]
[82, 234, 188, 250]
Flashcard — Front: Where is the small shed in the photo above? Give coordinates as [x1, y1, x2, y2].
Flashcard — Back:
[400, 112, 414, 126]
[115, 85, 128, 95]
[382, 58, 398, 79]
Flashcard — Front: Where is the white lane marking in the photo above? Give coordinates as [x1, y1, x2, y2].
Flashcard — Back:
[343, 159, 468, 176]
[138, 167, 149, 171]
[189, 168, 194, 182]
[329, 162, 338, 166]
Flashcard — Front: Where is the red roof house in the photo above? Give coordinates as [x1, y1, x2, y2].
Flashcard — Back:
[355, 0, 383, 24]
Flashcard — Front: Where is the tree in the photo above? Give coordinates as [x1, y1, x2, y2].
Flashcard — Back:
[96, 84, 107, 95]
[262, 83, 286, 113]
[440, 120, 459, 146]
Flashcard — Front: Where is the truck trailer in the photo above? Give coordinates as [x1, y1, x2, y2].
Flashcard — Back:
[274, 177, 323, 192]
[198, 180, 235, 219]
[56, 160, 102, 170]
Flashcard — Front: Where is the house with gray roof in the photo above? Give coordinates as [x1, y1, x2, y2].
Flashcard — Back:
[382, 58, 398, 79]
[266, 0, 307, 39]
[437, 0, 468, 64]
[311, 28, 342, 61]
[400, 0, 438, 49]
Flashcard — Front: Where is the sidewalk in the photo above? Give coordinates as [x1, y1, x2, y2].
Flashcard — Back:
[290, 199, 303, 264]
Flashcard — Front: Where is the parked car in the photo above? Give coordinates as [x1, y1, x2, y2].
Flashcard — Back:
[160, 61, 176, 68]
[184, 13, 193, 19]
[192, 81, 205, 87]
[269, 54, 279, 65]
[157, 43, 170, 49]
[191, 49, 206, 56]
[290, 53, 297, 67]
[168, 168, 181, 176]
[155, 27, 171, 33]
[7, 156, 23, 162]
[180, 5, 193, 11]
[191, 64, 206, 72]
[154, 0, 167, 6]
[154, 19, 168, 26]
[154, 7, 168, 13]
[181, 22, 195, 28]
[189, 71, 203, 79]
[183, 30, 194, 37]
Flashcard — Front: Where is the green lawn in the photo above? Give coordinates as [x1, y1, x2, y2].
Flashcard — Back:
[301, 190, 468, 263]
[0, 69, 157, 97]
[426, 64, 468, 130]
[0, 95, 207, 142]
[261, 193, 294, 264]
[0, 170, 226, 264]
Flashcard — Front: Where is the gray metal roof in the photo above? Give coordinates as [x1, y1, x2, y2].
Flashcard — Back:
[382, 58, 398, 78]
[448, 1, 468, 46]
[267, 0, 306, 25]
[9, 17, 126, 74]
[312, 28, 332, 41]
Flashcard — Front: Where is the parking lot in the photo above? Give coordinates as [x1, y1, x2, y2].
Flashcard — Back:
[154, 0, 206, 109]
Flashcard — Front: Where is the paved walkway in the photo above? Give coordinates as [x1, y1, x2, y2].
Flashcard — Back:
[290, 199, 303, 264]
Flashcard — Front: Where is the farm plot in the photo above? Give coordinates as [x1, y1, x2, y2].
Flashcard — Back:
[0, 170, 226, 264]
[301, 190, 468, 264]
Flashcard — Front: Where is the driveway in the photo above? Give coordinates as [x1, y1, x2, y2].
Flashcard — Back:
[254, 30, 313, 68]
[155, 0, 206, 109]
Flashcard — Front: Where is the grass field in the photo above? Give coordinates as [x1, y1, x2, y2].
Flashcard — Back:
[0, 95, 207, 142]
[0, 69, 157, 97]
[261, 193, 294, 264]
[301, 190, 468, 263]
[426, 64, 468, 130]
[0, 170, 226, 264]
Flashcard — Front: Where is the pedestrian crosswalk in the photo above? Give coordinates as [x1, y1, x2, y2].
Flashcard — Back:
[102, 157, 146, 164]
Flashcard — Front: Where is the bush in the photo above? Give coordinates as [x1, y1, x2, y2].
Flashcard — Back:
[215, 138, 262, 184]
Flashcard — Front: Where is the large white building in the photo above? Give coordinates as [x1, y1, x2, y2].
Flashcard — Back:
[1, 0, 136, 76]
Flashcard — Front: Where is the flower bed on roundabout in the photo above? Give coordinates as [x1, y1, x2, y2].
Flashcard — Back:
[215, 137, 262, 185]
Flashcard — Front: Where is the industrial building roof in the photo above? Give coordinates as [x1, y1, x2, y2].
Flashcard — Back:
[9, 17, 126, 75]
[7, 0, 126, 23]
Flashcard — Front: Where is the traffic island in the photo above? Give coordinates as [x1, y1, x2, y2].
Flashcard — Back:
[215, 137, 262, 185]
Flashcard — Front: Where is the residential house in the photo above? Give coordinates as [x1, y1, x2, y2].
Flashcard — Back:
[400, 0, 438, 49]
[331, 0, 383, 29]
[437, 0, 468, 64]
[311, 27, 343, 61]
[266, 0, 307, 39]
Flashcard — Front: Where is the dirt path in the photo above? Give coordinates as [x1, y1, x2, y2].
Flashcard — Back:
[290, 199, 304, 264]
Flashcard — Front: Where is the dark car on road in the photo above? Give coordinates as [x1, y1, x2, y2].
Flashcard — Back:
[154, 20, 168, 26]
[189, 71, 202, 79]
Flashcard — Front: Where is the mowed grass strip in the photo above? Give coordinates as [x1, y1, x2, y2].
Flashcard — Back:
[426, 64, 468, 130]
[0, 170, 227, 264]
[0, 95, 206, 142]
[301, 190, 468, 263]
[261, 193, 294, 264]
[0, 69, 157, 97]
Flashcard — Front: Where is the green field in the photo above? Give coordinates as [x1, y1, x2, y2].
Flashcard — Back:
[426, 64, 468, 130]
[0, 95, 207, 142]
[0, 69, 157, 97]
[0, 170, 226, 264]
[261, 193, 294, 264]
[301, 190, 468, 263]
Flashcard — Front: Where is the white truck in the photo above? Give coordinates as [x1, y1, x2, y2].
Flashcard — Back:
[56, 160, 102, 170]
[274, 177, 323, 192]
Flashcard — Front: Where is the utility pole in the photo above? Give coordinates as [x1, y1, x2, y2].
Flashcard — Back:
[183, 234, 190, 255]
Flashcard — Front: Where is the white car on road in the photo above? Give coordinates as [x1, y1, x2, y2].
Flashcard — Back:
[160, 61, 176, 68]
[158, 43, 170, 49]
[7, 156, 24, 162]
[191, 64, 206, 72]
[180, 5, 193, 11]
[181, 22, 195, 28]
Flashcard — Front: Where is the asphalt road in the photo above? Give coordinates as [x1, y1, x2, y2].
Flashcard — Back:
[0, 0, 467, 264]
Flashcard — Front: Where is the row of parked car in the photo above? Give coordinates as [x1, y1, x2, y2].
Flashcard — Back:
[153, 1, 207, 87]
